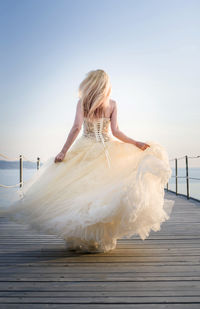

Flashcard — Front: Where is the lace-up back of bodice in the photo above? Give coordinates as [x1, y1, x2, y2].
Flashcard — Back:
[82, 117, 111, 142]
[82, 117, 112, 168]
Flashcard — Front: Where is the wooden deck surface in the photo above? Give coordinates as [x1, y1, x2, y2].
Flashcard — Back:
[0, 191, 200, 308]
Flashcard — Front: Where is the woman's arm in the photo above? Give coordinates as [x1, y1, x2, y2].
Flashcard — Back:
[110, 101, 150, 150]
[55, 100, 83, 163]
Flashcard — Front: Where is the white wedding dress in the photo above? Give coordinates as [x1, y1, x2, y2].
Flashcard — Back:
[0, 117, 175, 252]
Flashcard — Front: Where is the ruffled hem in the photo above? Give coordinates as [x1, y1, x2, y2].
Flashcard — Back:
[0, 140, 175, 253]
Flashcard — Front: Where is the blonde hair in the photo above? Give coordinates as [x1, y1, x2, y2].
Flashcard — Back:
[78, 69, 112, 121]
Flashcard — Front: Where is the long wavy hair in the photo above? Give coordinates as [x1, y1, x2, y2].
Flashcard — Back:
[78, 69, 112, 121]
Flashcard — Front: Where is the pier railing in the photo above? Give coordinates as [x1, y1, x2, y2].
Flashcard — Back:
[0, 154, 40, 188]
[166, 155, 200, 202]
[1, 153, 200, 202]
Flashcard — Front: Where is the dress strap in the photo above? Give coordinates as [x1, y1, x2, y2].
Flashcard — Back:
[93, 118, 111, 169]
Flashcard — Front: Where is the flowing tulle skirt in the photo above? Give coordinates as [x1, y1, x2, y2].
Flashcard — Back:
[0, 136, 175, 252]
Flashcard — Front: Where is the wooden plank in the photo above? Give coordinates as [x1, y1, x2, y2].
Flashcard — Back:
[0, 304, 200, 309]
[0, 280, 199, 291]
[0, 296, 200, 304]
[0, 265, 199, 274]
[1, 290, 200, 297]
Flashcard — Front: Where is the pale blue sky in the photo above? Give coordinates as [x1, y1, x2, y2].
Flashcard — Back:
[0, 0, 200, 167]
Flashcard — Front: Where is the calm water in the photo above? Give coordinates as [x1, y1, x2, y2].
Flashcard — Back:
[0, 169, 38, 207]
[0, 167, 200, 208]
[167, 167, 200, 200]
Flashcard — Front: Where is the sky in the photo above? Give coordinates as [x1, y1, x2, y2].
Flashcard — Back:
[0, 0, 200, 167]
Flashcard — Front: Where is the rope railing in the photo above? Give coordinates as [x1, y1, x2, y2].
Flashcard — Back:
[0, 153, 36, 162]
[0, 182, 23, 188]
[1, 152, 199, 202]
[0, 154, 40, 188]
[169, 155, 185, 161]
[166, 154, 200, 201]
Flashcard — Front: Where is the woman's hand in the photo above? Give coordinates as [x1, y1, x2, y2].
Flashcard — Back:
[54, 151, 66, 163]
[135, 141, 150, 151]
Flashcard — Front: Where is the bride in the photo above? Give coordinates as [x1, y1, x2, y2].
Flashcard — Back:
[0, 69, 175, 253]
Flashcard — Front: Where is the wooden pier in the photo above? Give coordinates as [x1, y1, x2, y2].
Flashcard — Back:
[0, 191, 200, 308]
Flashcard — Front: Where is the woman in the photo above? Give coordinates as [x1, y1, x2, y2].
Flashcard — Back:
[0, 69, 174, 253]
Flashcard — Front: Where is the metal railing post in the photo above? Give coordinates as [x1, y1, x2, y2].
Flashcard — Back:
[175, 158, 178, 195]
[37, 157, 40, 170]
[19, 154, 23, 188]
[185, 155, 189, 199]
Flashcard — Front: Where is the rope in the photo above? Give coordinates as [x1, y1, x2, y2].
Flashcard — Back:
[0, 182, 23, 188]
[169, 155, 200, 161]
[0, 153, 19, 161]
[23, 155, 37, 162]
[0, 153, 37, 162]
[170, 176, 200, 181]
[188, 155, 200, 159]
[169, 155, 185, 161]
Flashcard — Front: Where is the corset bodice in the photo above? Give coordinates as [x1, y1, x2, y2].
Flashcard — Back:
[82, 117, 112, 168]
[82, 117, 111, 142]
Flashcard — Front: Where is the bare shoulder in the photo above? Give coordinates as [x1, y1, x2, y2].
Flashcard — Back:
[77, 98, 82, 107]
[109, 99, 117, 116]
[109, 98, 117, 110]
[109, 98, 116, 106]
[76, 99, 83, 113]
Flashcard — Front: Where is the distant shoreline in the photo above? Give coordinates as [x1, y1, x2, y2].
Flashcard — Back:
[0, 160, 43, 169]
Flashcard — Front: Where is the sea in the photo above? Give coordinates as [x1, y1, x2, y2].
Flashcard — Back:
[0, 167, 199, 208]
[167, 167, 200, 200]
